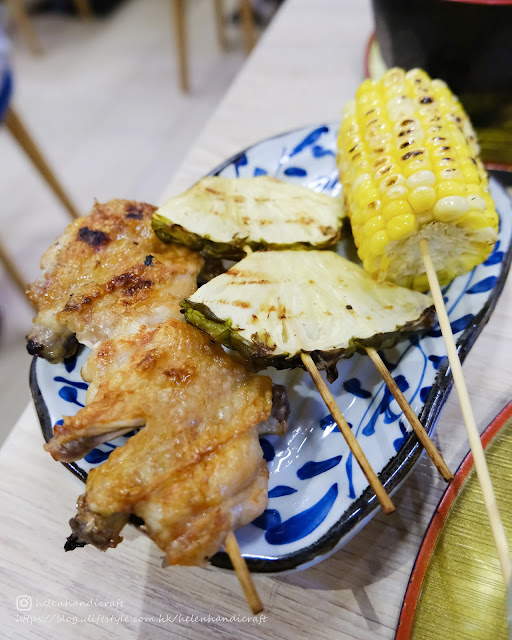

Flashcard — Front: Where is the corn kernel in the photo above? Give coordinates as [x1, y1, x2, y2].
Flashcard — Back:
[436, 181, 465, 198]
[382, 199, 413, 221]
[363, 215, 385, 236]
[461, 166, 480, 184]
[369, 230, 390, 256]
[379, 173, 405, 191]
[439, 168, 464, 182]
[404, 157, 431, 176]
[457, 211, 490, 229]
[355, 185, 380, 209]
[467, 194, 486, 211]
[405, 170, 436, 188]
[408, 186, 436, 213]
[382, 185, 409, 201]
[437, 269, 456, 286]
[412, 273, 429, 292]
[363, 254, 380, 274]
[485, 210, 499, 227]
[387, 213, 417, 240]
[457, 252, 480, 272]
[433, 195, 469, 222]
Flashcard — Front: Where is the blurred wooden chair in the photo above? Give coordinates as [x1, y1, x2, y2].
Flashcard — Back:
[0, 58, 79, 299]
[4, 0, 94, 55]
[172, 0, 256, 93]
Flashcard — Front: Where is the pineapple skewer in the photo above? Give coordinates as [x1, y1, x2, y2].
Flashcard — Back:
[364, 346, 453, 482]
[300, 352, 394, 513]
[248, 244, 395, 511]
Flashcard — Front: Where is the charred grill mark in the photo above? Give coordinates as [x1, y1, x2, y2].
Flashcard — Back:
[137, 351, 158, 370]
[229, 279, 272, 285]
[163, 368, 192, 384]
[205, 187, 221, 195]
[77, 227, 110, 248]
[232, 300, 250, 308]
[26, 338, 44, 356]
[63, 291, 100, 312]
[233, 195, 245, 203]
[402, 150, 424, 161]
[124, 203, 146, 219]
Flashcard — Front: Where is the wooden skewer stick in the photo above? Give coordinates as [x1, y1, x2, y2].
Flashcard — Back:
[365, 346, 453, 483]
[301, 352, 395, 514]
[419, 238, 511, 584]
[225, 531, 263, 614]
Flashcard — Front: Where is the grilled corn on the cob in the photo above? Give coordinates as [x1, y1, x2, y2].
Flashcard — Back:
[337, 68, 498, 291]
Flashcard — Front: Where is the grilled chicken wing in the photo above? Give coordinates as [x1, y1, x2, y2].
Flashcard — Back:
[32, 200, 289, 566]
[48, 319, 274, 565]
[27, 200, 204, 362]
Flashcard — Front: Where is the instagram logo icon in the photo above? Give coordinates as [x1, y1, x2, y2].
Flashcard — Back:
[16, 595, 32, 611]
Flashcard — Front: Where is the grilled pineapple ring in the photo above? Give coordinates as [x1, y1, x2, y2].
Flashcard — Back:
[153, 176, 345, 260]
[181, 250, 434, 379]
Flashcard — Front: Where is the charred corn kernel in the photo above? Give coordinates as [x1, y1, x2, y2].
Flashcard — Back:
[387, 213, 417, 240]
[408, 186, 436, 213]
[337, 67, 499, 290]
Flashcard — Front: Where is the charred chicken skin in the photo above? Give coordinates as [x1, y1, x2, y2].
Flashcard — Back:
[27, 199, 204, 362]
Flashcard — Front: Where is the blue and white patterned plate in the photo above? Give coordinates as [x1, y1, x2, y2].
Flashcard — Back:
[31, 124, 512, 574]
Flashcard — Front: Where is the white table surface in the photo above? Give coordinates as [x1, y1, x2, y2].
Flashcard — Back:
[2, 1, 512, 638]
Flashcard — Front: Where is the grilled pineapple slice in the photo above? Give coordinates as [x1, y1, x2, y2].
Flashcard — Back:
[181, 250, 434, 378]
[152, 176, 344, 260]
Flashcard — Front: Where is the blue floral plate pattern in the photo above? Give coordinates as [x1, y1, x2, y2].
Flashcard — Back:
[31, 124, 512, 574]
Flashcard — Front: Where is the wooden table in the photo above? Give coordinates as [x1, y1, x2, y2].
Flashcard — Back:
[2, 1, 512, 638]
